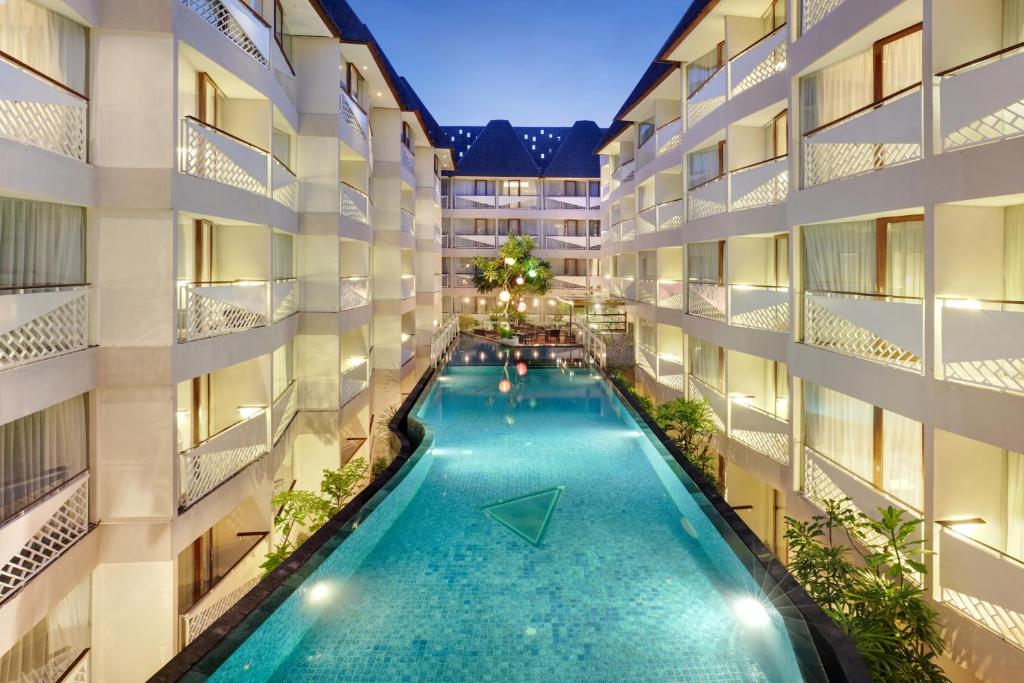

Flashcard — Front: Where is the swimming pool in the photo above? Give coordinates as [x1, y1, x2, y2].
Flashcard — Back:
[186, 347, 838, 681]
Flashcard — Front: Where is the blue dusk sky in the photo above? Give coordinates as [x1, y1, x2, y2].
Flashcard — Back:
[346, 0, 691, 128]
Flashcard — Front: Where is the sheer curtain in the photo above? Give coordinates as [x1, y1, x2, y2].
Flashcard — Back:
[881, 30, 922, 96]
[0, 394, 87, 523]
[0, 198, 85, 289]
[802, 220, 876, 293]
[800, 50, 872, 133]
[688, 241, 720, 283]
[272, 341, 293, 400]
[1007, 450, 1024, 559]
[886, 220, 924, 297]
[1004, 0, 1024, 47]
[804, 383, 874, 480]
[688, 146, 720, 189]
[272, 231, 293, 279]
[882, 410, 923, 509]
[686, 46, 721, 96]
[689, 339, 721, 388]
[1004, 205, 1024, 300]
[0, 0, 87, 93]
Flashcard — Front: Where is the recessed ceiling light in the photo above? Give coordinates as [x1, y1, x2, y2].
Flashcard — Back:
[376, 92, 382, 96]
[362, 65, 368, 70]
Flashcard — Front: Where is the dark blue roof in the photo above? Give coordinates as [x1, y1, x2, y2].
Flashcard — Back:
[443, 121, 602, 178]
[445, 121, 541, 177]
[543, 121, 604, 178]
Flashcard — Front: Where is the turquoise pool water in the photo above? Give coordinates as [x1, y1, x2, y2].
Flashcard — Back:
[200, 358, 822, 681]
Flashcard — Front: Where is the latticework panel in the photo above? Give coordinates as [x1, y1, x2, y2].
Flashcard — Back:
[731, 301, 789, 332]
[452, 235, 497, 249]
[687, 377, 725, 432]
[272, 385, 297, 445]
[551, 277, 587, 290]
[340, 190, 371, 226]
[184, 289, 267, 341]
[687, 284, 727, 321]
[732, 43, 787, 96]
[658, 373, 686, 393]
[943, 99, 1024, 151]
[733, 429, 789, 465]
[658, 293, 686, 310]
[180, 443, 266, 508]
[57, 651, 89, 683]
[803, 141, 920, 188]
[272, 282, 297, 322]
[0, 480, 88, 603]
[0, 100, 86, 160]
[0, 293, 88, 368]
[657, 128, 682, 155]
[272, 179, 297, 209]
[687, 194, 727, 221]
[804, 297, 921, 371]
[182, 125, 267, 194]
[340, 279, 370, 310]
[544, 197, 588, 210]
[801, 0, 846, 33]
[181, 0, 268, 66]
[658, 211, 684, 231]
[943, 359, 1024, 394]
[340, 93, 368, 142]
[942, 587, 1024, 651]
[731, 171, 788, 210]
[687, 94, 726, 128]
[183, 576, 260, 645]
[544, 236, 587, 250]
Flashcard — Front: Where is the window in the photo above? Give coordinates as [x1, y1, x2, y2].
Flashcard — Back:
[689, 338, 723, 391]
[638, 119, 655, 148]
[687, 143, 724, 189]
[565, 220, 582, 237]
[774, 234, 790, 287]
[473, 218, 489, 235]
[434, 155, 440, 177]
[589, 220, 601, 237]
[505, 180, 523, 196]
[0, 197, 85, 288]
[563, 180, 582, 197]
[274, 0, 285, 52]
[589, 181, 600, 197]
[686, 42, 724, 97]
[688, 241, 724, 284]
[197, 72, 224, 128]
[401, 122, 412, 150]
[0, 0, 88, 94]
[346, 63, 364, 104]
[272, 127, 292, 168]
[473, 179, 494, 196]
[506, 219, 522, 236]
[766, 110, 788, 158]
[761, 0, 786, 33]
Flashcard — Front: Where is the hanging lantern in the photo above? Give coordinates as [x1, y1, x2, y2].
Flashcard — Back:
[498, 290, 511, 302]
[498, 379, 512, 393]
[516, 301, 527, 313]
[515, 276, 525, 285]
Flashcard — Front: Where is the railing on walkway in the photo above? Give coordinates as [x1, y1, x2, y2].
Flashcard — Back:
[179, 411, 268, 508]
[179, 280, 269, 341]
[180, 116, 268, 194]
[0, 51, 88, 160]
[430, 316, 460, 367]
[0, 285, 89, 368]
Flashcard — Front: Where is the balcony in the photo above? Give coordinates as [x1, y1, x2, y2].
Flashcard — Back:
[271, 277, 297, 322]
[433, 223, 443, 245]
[636, 278, 657, 304]
[730, 155, 788, 210]
[687, 175, 728, 221]
[429, 274, 443, 292]
[543, 228, 592, 250]
[655, 118, 683, 157]
[340, 358, 369, 406]
[400, 333, 415, 365]
[451, 273, 475, 288]
[340, 183, 372, 227]
[609, 276, 636, 300]
[801, 85, 922, 188]
[656, 199, 685, 231]
[339, 276, 371, 310]
[730, 399, 789, 465]
[339, 88, 370, 153]
[688, 282, 727, 321]
[271, 157, 297, 209]
[611, 159, 635, 184]
[803, 290, 923, 372]
[620, 218, 636, 241]
[636, 343, 657, 378]
[400, 209, 415, 238]
[729, 285, 789, 332]
[451, 232, 497, 249]
[182, 0, 270, 66]
[271, 379, 297, 444]
[452, 194, 497, 210]
[656, 353, 686, 393]
[0, 52, 87, 161]
[687, 68, 727, 128]
[550, 275, 589, 291]
[800, 0, 846, 34]
[938, 43, 1024, 151]
[497, 195, 539, 210]
[637, 135, 657, 170]
[0, 285, 88, 368]
[937, 298, 1024, 394]
[687, 375, 726, 431]
[400, 274, 416, 300]
[180, 117, 268, 195]
[400, 145, 415, 183]
[730, 25, 787, 97]
[544, 195, 594, 210]
[0, 473, 89, 605]
[637, 206, 657, 237]
[178, 281, 269, 342]
[180, 532, 269, 646]
[656, 280, 685, 309]
[179, 409, 267, 508]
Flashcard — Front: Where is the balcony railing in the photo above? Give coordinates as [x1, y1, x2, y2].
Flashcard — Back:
[656, 118, 683, 156]
[611, 159, 636, 184]
[657, 199, 685, 231]
[0, 474, 89, 605]
[0, 285, 88, 368]
[400, 334, 415, 365]
[803, 290, 923, 372]
[656, 353, 686, 393]
[340, 183, 371, 226]
[730, 399, 789, 465]
[636, 206, 657, 236]
[56, 649, 90, 683]
[451, 273, 475, 288]
[340, 358, 369, 405]
[400, 145, 415, 178]
[339, 276, 370, 310]
[801, 0, 846, 34]
[179, 410, 268, 508]
[179, 280, 269, 341]
[338, 88, 369, 145]
[656, 280, 685, 309]
[0, 51, 87, 160]
[271, 277, 297, 322]
[433, 223, 443, 245]
[802, 84, 922, 188]
[400, 274, 416, 299]
[271, 157, 297, 209]
[620, 218, 636, 241]
[609, 276, 636, 301]
[180, 532, 269, 646]
[688, 282, 727, 321]
[543, 230, 592, 250]
[497, 195, 539, 210]
[937, 298, 1024, 394]
[550, 275, 589, 290]
[451, 233, 498, 249]
[430, 316, 460, 365]
[181, 116, 268, 194]
[729, 285, 789, 332]
[271, 379, 297, 444]
[544, 195, 594, 210]
[687, 375, 726, 431]
[687, 68, 727, 128]
[687, 174, 728, 221]
[452, 194, 498, 210]
[730, 155, 788, 210]
[636, 278, 657, 304]
[730, 25, 787, 97]
[400, 209, 415, 237]
[181, 0, 270, 67]
[938, 42, 1024, 151]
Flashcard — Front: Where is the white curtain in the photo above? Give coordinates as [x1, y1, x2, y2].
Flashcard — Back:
[1004, 0, 1024, 47]
[881, 30, 922, 96]
[686, 46, 720, 96]
[272, 341, 293, 400]
[1007, 450, 1024, 560]
[272, 231, 293, 279]
[688, 146, 720, 189]
[0, 0, 87, 94]
[882, 409, 923, 509]
[1004, 205, 1024, 300]
[0, 198, 85, 289]
[689, 339, 721, 388]
[802, 220, 876, 293]
[0, 394, 87, 523]
[886, 220, 924, 298]
[800, 50, 872, 133]
[688, 241, 720, 283]
[804, 382, 874, 481]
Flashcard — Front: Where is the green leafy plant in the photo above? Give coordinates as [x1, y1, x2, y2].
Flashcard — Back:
[371, 455, 390, 477]
[652, 397, 719, 490]
[472, 235, 552, 327]
[458, 313, 476, 332]
[785, 499, 949, 682]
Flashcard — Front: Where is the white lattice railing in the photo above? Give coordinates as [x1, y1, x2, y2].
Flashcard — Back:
[271, 278, 297, 322]
[657, 199, 685, 231]
[400, 145, 415, 178]
[0, 52, 87, 160]
[181, 117, 268, 194]
[729, 285, 789, 332]
[497, 195, 539, 210]
[0, 286, 88, 368]
[544, 195, 591, 210]
[453, 194, 497, 209]
[551, 275, 589, 290]
[802, 86, 922, 188]
[730, 156, 788, 210]
[656, 280, 685, 309]
[803, 291, 923, 372]
[452, 273, 475, 288]
[636, 279, 657, 304]
[181, 534, 269, 645]
[730, 400, 789, 465]
[400, 275, 416, 300]
[687, 375, 726, 432]
[340, 183, 371, 226]
[340, 276, 370, 310]
[179, 410, 268, 508]
[687, 68, 727, 128]
[0, 474, 89, 604]
[656, 118, 683, 156]
[611, 159, 635, 184]
[339, 88, 369, 145]
[688, 282, 727, 321]
[271, 157, 297, 209]
[271, 380, 297, 445]
[340, 358, 369, 405]
[451, 233, 497, 249]
[400, 334, 415, 365]
[56, 649, 89, 683]
[636, 207, 657, 236]
[433, 223, 443, 245]
[938, 298, 1024, 394]
[543, 233, 590, 250]
[430, 316, 460, 366]
[179, 281, 269, 341]
[400, 210, 414, 237]
[730, 25, 787, 97]
[181, 0, 270, 66]
[939, 46, 1024, 151]
[687, 175, 728, 220]
[657, 353, 686, 393]
[620, 218, 636, 242]
[636, 344, 657, 378]
[801, 0, 846, 34]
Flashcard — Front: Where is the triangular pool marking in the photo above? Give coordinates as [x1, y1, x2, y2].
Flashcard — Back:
[483, 486, 564, 547]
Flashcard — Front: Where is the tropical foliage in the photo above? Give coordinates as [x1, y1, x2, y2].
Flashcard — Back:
[472, 235, 552, 327]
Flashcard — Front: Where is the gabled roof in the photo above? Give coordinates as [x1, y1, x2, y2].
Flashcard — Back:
[543, 121, 604, 178]
[442, 121, 604, 178]
[447, 120, 541, 177]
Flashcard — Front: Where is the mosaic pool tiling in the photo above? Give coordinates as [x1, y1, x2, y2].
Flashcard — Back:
[201, 365, 820, 682]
